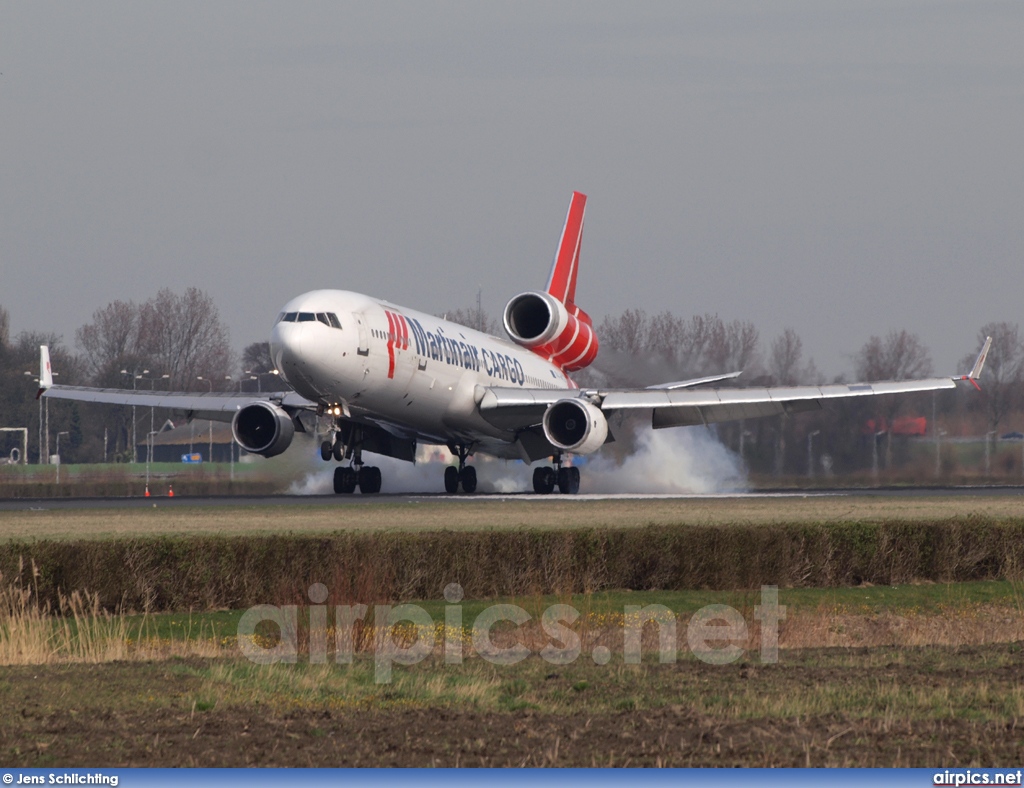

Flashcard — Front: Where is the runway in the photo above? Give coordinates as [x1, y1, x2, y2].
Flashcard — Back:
[2, 485, 1023, 511]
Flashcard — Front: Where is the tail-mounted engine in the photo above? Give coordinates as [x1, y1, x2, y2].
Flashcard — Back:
[542, 398, 608, 455]
[502, 291, 599, 372]
[231, 401, 295, 458]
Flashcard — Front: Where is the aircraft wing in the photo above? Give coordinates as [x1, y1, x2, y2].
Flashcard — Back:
[40, 385, 313, 423]
[479, 337, 992, 432]
[605, 376, 962, 429]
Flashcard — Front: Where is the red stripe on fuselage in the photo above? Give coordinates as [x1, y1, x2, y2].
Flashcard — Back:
[385, 310, 397, 379]
[397, 313, 409, 350]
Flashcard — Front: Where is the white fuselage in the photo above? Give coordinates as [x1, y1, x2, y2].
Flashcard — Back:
[269, 290, 574, 458]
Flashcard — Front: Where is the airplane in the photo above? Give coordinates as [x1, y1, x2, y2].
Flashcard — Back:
[38, 192, 991, 495]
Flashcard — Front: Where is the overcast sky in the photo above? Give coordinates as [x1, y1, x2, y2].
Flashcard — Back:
[2, 1, 1022, 377]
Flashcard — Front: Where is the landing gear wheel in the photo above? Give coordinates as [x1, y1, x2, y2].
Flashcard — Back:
[444, 465, 460, 494]
[459, 466, 477, 494]
[333, 466, 357, 494]
[557, 466, 580, 495]
[320, 441, 332, 462]
[358, 466, 382, 494]
[533, 466, 556, 494]
[332, 440, 345, 462]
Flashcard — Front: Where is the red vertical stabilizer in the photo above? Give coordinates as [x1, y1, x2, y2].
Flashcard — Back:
[505, 192, 599, 371]
[540, 191, 597, 370]
[546, 191, 587, 309]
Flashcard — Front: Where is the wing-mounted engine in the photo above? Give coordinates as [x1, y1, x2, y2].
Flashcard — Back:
[542, 398, 608, 454]
[502, 291, 599, 372]
[231, 401, 296, 458]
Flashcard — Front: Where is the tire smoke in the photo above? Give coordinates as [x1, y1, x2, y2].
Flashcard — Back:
[287, 425, 747, 495]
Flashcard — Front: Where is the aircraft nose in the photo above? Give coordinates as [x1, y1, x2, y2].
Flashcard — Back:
[269, 321, 302, 378]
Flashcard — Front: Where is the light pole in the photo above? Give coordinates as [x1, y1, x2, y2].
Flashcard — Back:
[197, 377, 214, 462]
[146, 430, 160, 492]
[936, 429, 947, 477]
[24, 371, 42, 464]
[243, 370, 265, 392]
[121, 368, 148, 462]
[137, 373, 170, 467]
[55, 431, 69, 484]
[871, 431, 885, 481]
[807, 430, 820, 480]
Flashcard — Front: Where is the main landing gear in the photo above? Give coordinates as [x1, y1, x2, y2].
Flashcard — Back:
[321, 425, 382, 495]
[532, 454, 580, 495]
[444, 443, 477, 494]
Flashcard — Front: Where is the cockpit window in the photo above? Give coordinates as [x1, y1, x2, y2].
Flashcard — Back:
[277, 310, 341, 327]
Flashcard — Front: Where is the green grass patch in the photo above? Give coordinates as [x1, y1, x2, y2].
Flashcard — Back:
[51, 578, 1022, 650]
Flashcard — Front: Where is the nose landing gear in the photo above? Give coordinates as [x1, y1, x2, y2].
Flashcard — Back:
[323, 424, 381, 494]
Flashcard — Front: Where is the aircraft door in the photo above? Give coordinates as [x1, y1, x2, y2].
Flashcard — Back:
[355, 313, 370, 357]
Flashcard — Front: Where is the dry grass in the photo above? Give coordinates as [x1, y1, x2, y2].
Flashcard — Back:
[0, 561, 225, 665]
[2, 494, 1024, 541]
[7, 575, 1024, 669]
[777, 602, 1024, 649]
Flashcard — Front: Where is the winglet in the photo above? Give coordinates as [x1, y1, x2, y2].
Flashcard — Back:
[545, 191, 587, 305]
[36, 345, 53, 399]
[969, 336, 992, 380]
[960, 336, 991, 391]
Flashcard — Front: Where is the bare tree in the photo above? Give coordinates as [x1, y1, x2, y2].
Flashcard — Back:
[138, 288, 233, 390]
[646, 311, 684, 361]
[0, 306, 9, 351]
[703, 318, 759, 376]
[676, 313, 714, 375]
[242, 341, 274, 374]
[769, 328, 803, 386]
[444, 307, 500, 335]
[855, 329, 933, 469]
[75, 299, 141, 381]
[855, 329, 933, 382]
[598, 308, 649, 355]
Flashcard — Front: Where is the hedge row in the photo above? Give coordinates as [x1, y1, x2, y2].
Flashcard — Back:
[0, 480, 281, 498]
[2, 516, 1023, 612]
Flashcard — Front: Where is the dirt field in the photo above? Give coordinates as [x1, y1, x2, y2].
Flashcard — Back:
[3, 645, 1023, 767]
[2, 493, 1023, 541]
[3, 494, 1024, 767]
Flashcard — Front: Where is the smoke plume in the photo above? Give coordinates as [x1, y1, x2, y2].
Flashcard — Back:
[287, 425, 746, 496]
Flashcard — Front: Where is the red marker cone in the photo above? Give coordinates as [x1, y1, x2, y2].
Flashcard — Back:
[144, 487, 150, 497]
[168, 485, 174, 497]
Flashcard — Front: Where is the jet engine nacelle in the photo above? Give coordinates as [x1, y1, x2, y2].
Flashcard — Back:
[231, 401, 295, 458]
[542, 398, 608, 455]
[502, 291, 599, 371]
